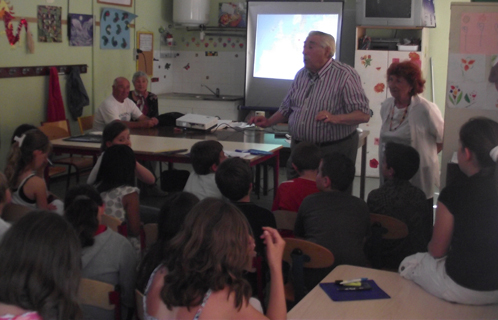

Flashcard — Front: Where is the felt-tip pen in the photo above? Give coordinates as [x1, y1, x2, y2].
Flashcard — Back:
[337, 278, 368, 285]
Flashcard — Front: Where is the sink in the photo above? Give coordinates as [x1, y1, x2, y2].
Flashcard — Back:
[161, 92, 244, 101]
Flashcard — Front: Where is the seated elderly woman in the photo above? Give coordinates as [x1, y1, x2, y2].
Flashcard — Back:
[129, 71, 159, 119]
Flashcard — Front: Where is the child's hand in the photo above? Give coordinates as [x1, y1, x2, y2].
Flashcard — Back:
[261, 227, 285, 269]
[47, 203, 57, 211]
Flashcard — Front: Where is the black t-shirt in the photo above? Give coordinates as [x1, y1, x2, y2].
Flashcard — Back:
[439, 170, 498, 291]
[233, 202, 277, 256]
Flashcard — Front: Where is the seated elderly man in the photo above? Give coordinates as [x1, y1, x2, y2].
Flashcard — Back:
[93, 77, 159, 131]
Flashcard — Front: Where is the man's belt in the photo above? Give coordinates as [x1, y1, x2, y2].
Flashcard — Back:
[294, 131, 356, 147]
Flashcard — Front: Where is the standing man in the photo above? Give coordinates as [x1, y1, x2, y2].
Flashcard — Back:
[249, 31, 370, 179]
[93, 77, 159, 131]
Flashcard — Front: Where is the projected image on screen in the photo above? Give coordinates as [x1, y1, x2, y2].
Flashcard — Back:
[254, 14, 339, 80]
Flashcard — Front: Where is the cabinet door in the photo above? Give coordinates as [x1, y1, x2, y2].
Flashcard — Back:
[355, 50, 388, 178]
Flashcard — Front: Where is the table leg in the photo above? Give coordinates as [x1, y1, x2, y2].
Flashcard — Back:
[263, 164, 268, 196]
[360, 136, 367, 200]
[273, 151, 280, 198]
[254, 164, 261, 198]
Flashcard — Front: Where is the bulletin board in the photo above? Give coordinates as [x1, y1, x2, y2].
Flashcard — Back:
[136, 31, 153, 76]
[440, 2, 498, 187]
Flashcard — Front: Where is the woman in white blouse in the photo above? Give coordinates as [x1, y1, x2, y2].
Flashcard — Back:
[379, 60, 444, 205]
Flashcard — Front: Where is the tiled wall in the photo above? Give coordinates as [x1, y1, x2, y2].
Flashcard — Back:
[151, 50, 246, 97]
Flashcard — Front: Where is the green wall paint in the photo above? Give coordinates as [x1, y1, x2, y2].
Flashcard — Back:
[0, 0, 455, 177]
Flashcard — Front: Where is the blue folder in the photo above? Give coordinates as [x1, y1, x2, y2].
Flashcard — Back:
[319, 280, 390, 302]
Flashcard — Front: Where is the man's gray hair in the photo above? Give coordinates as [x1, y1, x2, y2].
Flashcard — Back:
[132, 71, 149, 84]
[308, 31, 336, 58]
[113, 77, 128, 87]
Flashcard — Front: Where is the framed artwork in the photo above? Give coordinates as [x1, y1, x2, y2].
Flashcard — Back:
[38, 6, 62, 43]
[100, 8, 136, 49]
[97, 0, 132, 7]
[69, 14, 93, 46]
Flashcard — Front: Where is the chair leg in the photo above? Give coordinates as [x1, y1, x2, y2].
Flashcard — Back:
[66, 165, 72, 189]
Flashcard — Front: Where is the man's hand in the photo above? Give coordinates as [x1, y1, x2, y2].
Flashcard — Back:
[248, 115, 270, 128]
[146, 119, 157, 128]
[151, 117, 159, 126]
[316, 110, 338, 123]
[316, 110, 370, 125]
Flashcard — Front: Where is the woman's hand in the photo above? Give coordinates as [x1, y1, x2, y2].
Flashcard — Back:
[261, 227, 285, 270]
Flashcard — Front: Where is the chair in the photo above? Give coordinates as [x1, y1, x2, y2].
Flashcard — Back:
[78, 115, 94, 134]
[2, 203, 33, 223]
[282, 238, 334, 306]
[143, 223, 158, 249]
[39, 120, 94, 188]
[273, 210, 297, 238]
[78, 278, 121, 320]
[135, 289, 145, 320]
[368, 213, 409, 269]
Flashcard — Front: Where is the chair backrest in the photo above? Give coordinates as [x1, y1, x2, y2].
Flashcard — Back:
[2, 203, 32, 223]
[283, 238, 335, 269]
[101, 214, 124, 233]
[135, 289, 145, 320]
[273, 210, 298, 231]
[41, 119, 71, 135]
[282, 238, 334, 304]
[78, 115, 94, 134]
[143, 223, 158, 248]
[78, 278, 121, 320]
[369, 213, 409, 240]
[38, 124, 70, 140]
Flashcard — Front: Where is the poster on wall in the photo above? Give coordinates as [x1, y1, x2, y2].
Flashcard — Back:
[100, 8, 136, 49]
[97, 0, 132, 7]
[219, 2, 246, 28]
[37, 6, 62, 43]
[69, 14, 93, 46]
[447, 13, 498, 110]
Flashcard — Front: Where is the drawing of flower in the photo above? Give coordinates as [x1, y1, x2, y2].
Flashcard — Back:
[449, 85, 463, 105]
[374, 83, 385, 93]
[409, 52, 420, 61]
[461, 58, 475, 72]
[369, 158, 379, 168]
[464, 90, 477, 104]
[361, 54, 372, 67]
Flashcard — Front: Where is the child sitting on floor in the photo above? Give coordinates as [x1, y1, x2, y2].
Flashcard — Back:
[183, 140, 226, 200]
[272, 142, 320, 212]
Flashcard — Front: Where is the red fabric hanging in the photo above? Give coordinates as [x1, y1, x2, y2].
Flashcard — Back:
[47, 67, 66, 122]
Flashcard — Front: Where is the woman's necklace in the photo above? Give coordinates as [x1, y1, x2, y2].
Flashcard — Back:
[389, 102, 409, 131]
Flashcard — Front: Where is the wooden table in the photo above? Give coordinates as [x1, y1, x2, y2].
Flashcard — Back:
[288, 265, 498, 319]
[50, 130, 283, 197]
[50, 127, 370, 199]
